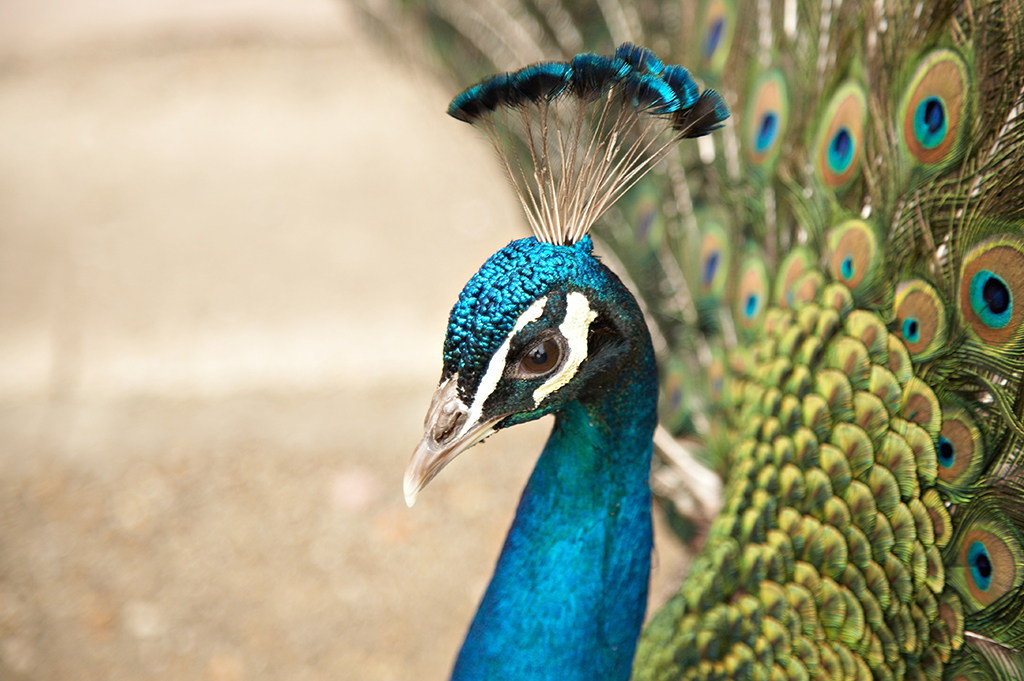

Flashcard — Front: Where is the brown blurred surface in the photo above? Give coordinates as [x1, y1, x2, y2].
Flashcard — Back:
[0, 3, 687, 679]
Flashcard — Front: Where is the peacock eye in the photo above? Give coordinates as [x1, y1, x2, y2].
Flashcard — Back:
[518, 339, 562, 377]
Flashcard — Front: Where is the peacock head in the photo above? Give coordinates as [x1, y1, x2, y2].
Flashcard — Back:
[404, 44, 728, 506]
[403, 235, 648, 506]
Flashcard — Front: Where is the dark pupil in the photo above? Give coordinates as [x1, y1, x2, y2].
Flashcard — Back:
[841, 256, 854, 279]
[924, 98, 944, 134]
[704, 18, 724, 59]
[907, 320, 918, 337]
[528, 346, 549, 366]
[704, 252, 720, 284]
[938, 438, 954, 464]
[521, 339, 560, 375]
[831, 129, 851, 158]
[974, 550, 992, 579]
[983, 276, 1010, 314]
[636, 210, 654, 240]
[670, 388, 682, 409]
[758, 113, 777, 146]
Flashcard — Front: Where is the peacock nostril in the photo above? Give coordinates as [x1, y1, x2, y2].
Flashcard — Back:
[422, 374, 470, 443]
[434, 410, 468, 444]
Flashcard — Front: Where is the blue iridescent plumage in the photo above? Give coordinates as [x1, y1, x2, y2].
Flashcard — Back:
[661, 65, 700, 109]
[625, 74, 681, 114]
[673, 89, 729, 136]
[569, 53, 631, 98]
[440, 237, 658, 679]
[616, 42, 665, 75]
[510, 61, 572, 104]
[447, 73, 515, 123]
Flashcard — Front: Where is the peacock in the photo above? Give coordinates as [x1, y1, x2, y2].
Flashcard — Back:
[358, 0, 1024, 678]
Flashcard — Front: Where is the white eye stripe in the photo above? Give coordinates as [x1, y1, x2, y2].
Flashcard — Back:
[459, 296, 548, 438]
[532, 292, 596, 407]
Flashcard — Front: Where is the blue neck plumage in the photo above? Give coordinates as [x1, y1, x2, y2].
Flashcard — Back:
[452, 332, 658, 681]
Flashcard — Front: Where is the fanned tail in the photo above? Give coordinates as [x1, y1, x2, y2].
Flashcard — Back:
[352, 0, 1024, 678]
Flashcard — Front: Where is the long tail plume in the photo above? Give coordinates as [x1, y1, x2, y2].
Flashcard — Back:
[448, 43, 729, 246]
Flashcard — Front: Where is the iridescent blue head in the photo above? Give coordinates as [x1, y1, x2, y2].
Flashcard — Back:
[404, 235, 651, 505]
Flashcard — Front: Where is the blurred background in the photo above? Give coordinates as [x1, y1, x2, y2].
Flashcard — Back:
[0, 2, 686, 678]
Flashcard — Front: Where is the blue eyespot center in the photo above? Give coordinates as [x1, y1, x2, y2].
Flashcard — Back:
[984, 276, 1010, 314]
[970, 270, 1012, 329]
[669, 387, 682, 409]
[840, 256, 855, 280]
[968, 541, 993, 591]
[745, 293, 759, 318]
[902, 318, 920, 343]
[704, 252, 720, 285]
[924, 98, 944, 133]
[755, 112, 778, 153]
[704, 18, 725, 61]
[636, 208, 655, 240]
[828, 127, 854, 173]
[937, 435, 954, 468]
[914, 96, 947, 149]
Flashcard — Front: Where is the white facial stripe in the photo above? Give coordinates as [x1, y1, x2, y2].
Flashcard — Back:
[459, 296, 548, 438]
[533, 292, 597, 407]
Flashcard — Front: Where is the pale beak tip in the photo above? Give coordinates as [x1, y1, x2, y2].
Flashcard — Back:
[403, 473, 419, 508]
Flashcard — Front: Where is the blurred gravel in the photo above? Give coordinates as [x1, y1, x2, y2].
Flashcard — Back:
[0, 4, 688, 679]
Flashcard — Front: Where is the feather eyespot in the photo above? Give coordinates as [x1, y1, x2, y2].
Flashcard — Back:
[704, 18, 724, 60]
[969, 270, 1011, 328]
[775, 248, 814, 309]
[826, 219, 878, 293]
[840, 257, 854, 280]
[937, 435, 954, 468]
[814, 82, 867, 190]
[755, 114, 778, 152]
[936, 406, 984, 491]
[959, 237, 1024, 345]
[734, 256, 770, 331]
[899, 50, 969, 170]
[745, 71, 788, 167]
[705, 252, 720, 284]
[707, 355, 726, 402]
[518, 339, 562, 377]
[697, 223, 730, 299]
[968, 541, 993, 591]
[697, 0, 734, 77]
[629, 186, 664, 247]
[955, 525, 1020, 608]
[893, 279, 947, 359]
[915, 97, 946, 148]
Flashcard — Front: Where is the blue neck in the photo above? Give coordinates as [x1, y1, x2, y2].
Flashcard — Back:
[452, 345, 658, 681]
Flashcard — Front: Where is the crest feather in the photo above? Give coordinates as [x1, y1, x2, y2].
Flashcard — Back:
[448, 44, 728, 245]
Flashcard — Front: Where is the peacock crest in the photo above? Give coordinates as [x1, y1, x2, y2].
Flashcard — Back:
[447, 44, 727, 245]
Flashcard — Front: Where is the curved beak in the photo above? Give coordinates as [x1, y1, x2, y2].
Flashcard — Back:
[403, 374, 503, 507]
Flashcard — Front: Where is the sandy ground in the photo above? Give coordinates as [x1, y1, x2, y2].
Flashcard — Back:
[0, 3, 688, 679]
